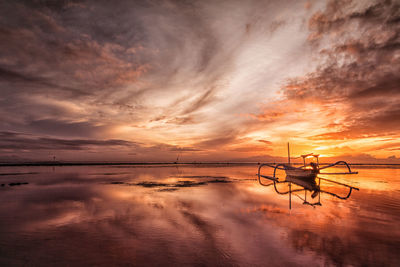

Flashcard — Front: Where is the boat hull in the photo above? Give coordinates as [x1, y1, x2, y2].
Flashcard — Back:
[284, 168, 317, 179]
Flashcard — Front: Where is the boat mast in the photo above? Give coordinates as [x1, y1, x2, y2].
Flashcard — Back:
[287, 142, 290, 165]
[313, 154, 320, 167]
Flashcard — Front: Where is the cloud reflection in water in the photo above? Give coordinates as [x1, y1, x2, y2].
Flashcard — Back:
[0, 165, 399, 266]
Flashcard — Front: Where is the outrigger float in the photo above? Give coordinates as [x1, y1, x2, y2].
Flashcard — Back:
[257, 143, 359, 209]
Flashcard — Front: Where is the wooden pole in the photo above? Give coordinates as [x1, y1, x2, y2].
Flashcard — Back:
[289, 182, 292, 209]
[287, 142, 290, 165]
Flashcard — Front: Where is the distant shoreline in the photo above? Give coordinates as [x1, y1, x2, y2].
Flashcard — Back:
[0, 162, 399, 167]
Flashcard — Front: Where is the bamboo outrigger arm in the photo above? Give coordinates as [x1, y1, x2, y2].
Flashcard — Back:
[317, 176, 360, 199]
[320, 187, 358, 200]
[319, 161, 358, 175]
[257, 163, 286, 183]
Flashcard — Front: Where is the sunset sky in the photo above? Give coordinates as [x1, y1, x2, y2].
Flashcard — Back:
[0, 0, 399, 163]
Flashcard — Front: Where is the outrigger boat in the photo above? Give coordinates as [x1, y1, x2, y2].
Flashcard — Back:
[257, 143, 359, 209]
[258, 143, 358, 181]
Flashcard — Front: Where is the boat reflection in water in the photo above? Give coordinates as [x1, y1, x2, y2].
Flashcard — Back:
[257, 143, 360, 209]
[258, 173, 359, 209]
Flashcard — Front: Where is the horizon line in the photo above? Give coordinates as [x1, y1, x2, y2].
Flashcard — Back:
[1, 161, 400, 167]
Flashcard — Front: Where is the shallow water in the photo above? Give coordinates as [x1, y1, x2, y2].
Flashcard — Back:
[0, 164, 399, 266]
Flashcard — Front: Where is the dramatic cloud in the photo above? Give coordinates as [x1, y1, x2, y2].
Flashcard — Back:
[250, 0, 400, 159]
[0, 0, 399, 162]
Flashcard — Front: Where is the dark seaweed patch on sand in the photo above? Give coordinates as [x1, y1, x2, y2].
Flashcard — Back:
[108, 179, 231, 190]
[158, 188, 179, 192]
[0, 172, 38, 176]
[136, 182, 169, 187]
[180, 176, 230, 179]
[0, 182, 29, 187]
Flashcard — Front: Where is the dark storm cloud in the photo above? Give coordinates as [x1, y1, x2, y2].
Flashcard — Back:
[27, 118, 106, 138]
[17, 0, 85, 11]
[0, 131, 207, 163]
[0, 67, 88, 96]
[0, 0, 147, 96]
[312, 108, 400, 140]
[0, 131, 138, 151]
[280, 0, 400, 140]
[349, 73, 400, 99]
[308, 0, 400, 42]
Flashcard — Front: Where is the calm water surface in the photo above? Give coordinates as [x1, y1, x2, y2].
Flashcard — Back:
[0, 164, 399, 266]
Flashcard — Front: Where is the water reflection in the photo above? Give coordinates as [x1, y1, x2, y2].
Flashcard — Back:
[259, 174, 359, 209]
[0, 164, 399, 266]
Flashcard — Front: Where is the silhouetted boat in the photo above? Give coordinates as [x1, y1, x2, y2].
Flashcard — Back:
[258, 143, 357, 181]
[257, 143, 359, 209]
[283, 164, 319, 179]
